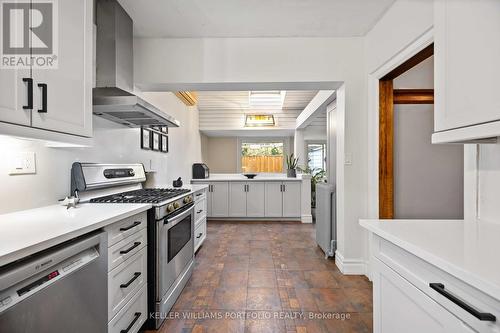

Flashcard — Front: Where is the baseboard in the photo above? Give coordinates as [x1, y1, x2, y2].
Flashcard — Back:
[301, 214, 313, 224]
[335, 250, 367, 275]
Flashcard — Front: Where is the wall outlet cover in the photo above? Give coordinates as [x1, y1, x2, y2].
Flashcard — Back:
[9, 152, 36, 175]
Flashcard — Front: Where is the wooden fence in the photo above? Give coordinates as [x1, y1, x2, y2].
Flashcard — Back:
[241, 156, 284, 173]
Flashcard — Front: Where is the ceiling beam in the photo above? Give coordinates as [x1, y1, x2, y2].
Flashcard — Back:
[295, 90, 336, 129]
[393, 89, 434, 104]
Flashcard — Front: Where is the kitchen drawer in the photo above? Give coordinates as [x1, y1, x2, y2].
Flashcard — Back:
[194, 219, 206, 253]
[108, 248, 147, 321]
[105, 212, 147, 247]
[373, 235, 500, 332]
[194, 189, 206, 202]
[108, 284, 147, 333]
[194, 198, 206, 223]
[108, 228, 147, 271]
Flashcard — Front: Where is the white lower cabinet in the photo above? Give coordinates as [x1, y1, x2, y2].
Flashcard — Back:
[282, 182, 301, 217]
[229, 182, 247, 217]
[373, 258, 474, 333]
[108, 284, 148, 333]
[246, 182, 266, 217]
[105, 214, 148, 333]
[194, 187, 208, 252]
[194, 220, 207, 252]
[265, 182, 283, 217]
[210, 182, 229, 217]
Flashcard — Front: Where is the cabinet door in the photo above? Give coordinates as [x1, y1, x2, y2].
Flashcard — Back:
[229, 182, 247, 217]
[31, 0, 93, 137]
[211, 182, 229, 217]
[265, 182, 283, 217]
[373, 258, 473, 333]
[434, 0, 500, 132]
[0, 3, 32, 127]
[247, 182, 265, 217]
[282, 182, 301, 218]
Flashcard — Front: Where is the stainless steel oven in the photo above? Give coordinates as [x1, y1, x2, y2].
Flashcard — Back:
[151, 201, 195, 329]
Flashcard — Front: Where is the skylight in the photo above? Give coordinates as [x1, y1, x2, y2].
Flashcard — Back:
[248, 91, 286, 109]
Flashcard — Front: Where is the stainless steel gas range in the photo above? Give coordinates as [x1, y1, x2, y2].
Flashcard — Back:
[71, 162, 195, 330]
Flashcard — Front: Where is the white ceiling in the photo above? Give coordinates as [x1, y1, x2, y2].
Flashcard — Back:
[118, 0, 395, 38]
[197, 90, 318, 111]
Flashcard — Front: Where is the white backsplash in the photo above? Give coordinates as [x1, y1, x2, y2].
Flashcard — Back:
[0, 92, 202, 214]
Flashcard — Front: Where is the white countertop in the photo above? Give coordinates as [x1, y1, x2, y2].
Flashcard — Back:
[191, 173, 308, 182]
[0, 203, 151, 266]
[360, 219, 500, 301]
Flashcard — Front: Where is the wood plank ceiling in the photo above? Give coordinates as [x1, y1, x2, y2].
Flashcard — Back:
[196, 90, 318, 130]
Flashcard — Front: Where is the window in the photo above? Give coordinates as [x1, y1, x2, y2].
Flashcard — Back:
[241, 141, 284, 173]
[307, 143, 326, 171]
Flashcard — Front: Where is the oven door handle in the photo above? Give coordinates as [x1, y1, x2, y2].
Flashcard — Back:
[164, 206, 193, 228]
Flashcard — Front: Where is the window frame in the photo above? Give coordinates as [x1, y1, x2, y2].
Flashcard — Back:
[236, 137, 291, 174]
[305, 140, 327, 172]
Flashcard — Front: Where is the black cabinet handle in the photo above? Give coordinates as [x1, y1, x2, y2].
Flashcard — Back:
[429, 283, 496, 322]
[119, 221, 141, 231]
[120, 312, 141, 333]
[37, 83, 47, 113]
[120, 272, 141, 288]
[22, 78, 33, 109]
[120, 242, 141, 254]
[196, 193, 202, 197]
[196, 233, 203, 239]
[197, 210, 203, 214]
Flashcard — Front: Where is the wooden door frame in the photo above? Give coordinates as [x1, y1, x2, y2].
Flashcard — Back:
[366, 29, 434, 221]
[378, 45, 434, 219]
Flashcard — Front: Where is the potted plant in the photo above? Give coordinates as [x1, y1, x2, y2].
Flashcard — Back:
[286, 153, 299, 177]
[298, 165, 326, 219]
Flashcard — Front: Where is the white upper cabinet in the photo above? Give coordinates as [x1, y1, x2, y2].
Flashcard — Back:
[31, 0, 93, 137]
[246, 182, 265, 217]
[0, 68, 32, 126]
[0, 0, 93, 140]
[433, 0, 500, 142]
[282, 182, 301, 218]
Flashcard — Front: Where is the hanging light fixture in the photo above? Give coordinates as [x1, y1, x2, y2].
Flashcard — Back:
[245, 114, 276, 127]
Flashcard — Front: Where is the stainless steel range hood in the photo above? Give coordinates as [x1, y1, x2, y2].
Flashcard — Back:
[93, 0, 180, 128]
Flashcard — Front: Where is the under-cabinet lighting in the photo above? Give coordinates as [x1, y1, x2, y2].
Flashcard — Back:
[245, 114, 276, 127]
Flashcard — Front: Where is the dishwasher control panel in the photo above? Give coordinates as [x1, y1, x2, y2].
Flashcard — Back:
[0, 247, 99, 314]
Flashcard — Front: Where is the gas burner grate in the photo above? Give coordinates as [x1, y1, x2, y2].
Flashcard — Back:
[90, 188, 190, 204]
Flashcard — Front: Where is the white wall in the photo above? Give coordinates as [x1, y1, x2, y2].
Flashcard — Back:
[133, 36, 368, 270]
[393, 57, 464, 219]
[204, 137, 239, 173]
[0, 92, 202, 214]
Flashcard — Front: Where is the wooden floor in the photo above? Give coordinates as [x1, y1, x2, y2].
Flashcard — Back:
[148, 221, 372, 333]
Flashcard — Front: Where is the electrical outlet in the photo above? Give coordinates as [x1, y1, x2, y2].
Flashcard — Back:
[9, 152, 36, 175]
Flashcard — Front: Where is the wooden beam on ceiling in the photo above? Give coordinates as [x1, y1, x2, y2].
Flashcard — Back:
[381, 44, 434, 81]
[175, 91, 198, 106]
[379, 80, 394, 219]
[393, 89, 434, 104]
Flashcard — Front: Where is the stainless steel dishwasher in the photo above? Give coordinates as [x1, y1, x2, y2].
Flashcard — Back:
[0, 231, 108, 333]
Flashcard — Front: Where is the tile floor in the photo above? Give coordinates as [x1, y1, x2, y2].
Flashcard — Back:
[150, 221, 372, 333]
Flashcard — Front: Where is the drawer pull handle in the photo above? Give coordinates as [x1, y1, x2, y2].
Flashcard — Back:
[197, 210, 203, 214]
[120, 242, 141, 254]
[196, 193, 202, 197]
[120, 221, 141, 231]
[120, 312, 141, 333]
[120, 272, 141, 288]
[429, 283, 496, 322]
[196, 233, 203, 239]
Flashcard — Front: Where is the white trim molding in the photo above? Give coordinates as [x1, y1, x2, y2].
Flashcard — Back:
[335, 250, 367, 275]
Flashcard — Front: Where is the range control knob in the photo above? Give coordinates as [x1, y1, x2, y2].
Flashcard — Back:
[166, 204, 174, 213]
[173, 202, 180, 209]
[183, 196, 192, 204]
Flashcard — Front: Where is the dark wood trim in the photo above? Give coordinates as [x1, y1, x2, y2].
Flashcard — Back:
[379, 80, 394, 219]
[381, 44, 434, 81]
[393, 89, 434, 104]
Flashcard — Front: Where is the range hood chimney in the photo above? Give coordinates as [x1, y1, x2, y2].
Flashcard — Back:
[93, 0, 180, 128]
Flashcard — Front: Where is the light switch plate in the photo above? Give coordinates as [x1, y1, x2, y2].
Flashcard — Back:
[9, 152, 36, 175]
[345, 153, 353, 165]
